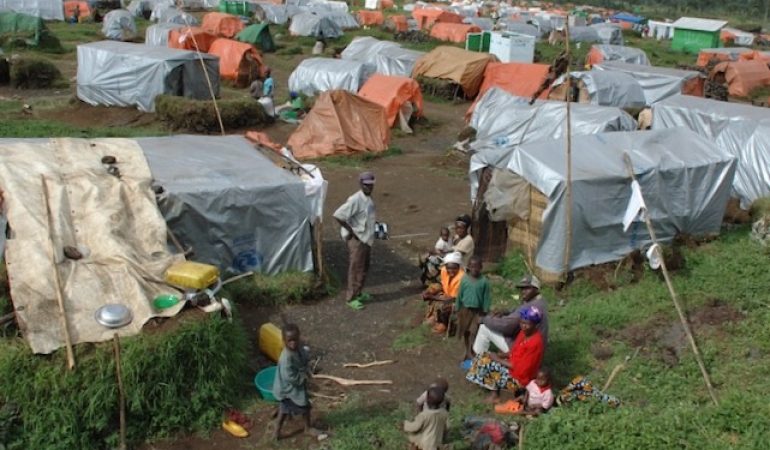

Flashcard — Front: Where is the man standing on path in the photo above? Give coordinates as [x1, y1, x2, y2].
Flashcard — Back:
[334, 172, 376, 309]
[472, 275, 549, 355]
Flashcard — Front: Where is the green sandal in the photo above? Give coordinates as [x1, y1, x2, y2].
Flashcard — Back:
[347, 299, 365, 310]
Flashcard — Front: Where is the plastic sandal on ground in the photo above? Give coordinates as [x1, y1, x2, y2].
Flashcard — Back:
[494, 400, 523, 415]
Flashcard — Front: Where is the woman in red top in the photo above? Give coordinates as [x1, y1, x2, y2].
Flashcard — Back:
[465, 305, 545, 403]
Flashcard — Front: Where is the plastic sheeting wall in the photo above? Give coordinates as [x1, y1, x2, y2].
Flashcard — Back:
[591, 44, 649, 65]
[288, 57, 370, 95]
[591, 23, 623, 45]
[76, 41, 220, 112]
[571, 71, 647, 108]
[341, 36, 424, 77]
[0, 0, 63, 20]
[593, 61, 703, 105]
[140, 135, 314, 275]
[468, 88, 637, 200]
[506, 128, 736, 273]
[289, 12, 343, 37]
[102, 9, 137, 41]
[145, 23, 184, 46]
[652, 95, 770, 209]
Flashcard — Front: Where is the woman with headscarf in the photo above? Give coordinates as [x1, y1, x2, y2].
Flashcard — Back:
[422, 251, 465, 334]
[453, 214, 475, 269]
[465, 305, 545, 403]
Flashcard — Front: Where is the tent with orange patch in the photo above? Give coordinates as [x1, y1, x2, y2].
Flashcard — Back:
[411, 8, 462, 30]
[429, 23, 480, 43]
[168, 27, 218, 52]
[287, 90, 390, 159]
[357, 10, 384, 26]
[387, 14, 408, 32]
[695, 47, 753, 67]
[412, 46, 496, 98]
[711, 60, 770, 98]
[207, 38, 265, 87]
[201, 12, 244, 38]
[358, 74, 423, 127]
[466, 62, 550, 119]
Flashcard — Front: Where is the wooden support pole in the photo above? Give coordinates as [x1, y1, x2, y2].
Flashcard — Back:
[562, 21, 573, 281]
[41, 176, 76, 371]
[113, 333, 127, 450]
[622, 153, 719, 406]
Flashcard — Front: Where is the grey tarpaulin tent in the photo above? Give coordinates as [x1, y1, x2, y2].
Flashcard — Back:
[324, 12, 359, 29]
[288, 57, 370, 95]
[502, 22, 541, 39]
[140, 135, 314, 274]
[341, 36, 424, 77]
[151, 6, 198, 25]
[652, 95, 770, 209]
[468, 87, 637, 199]
[552, 70, 647, 109]
[568, 26, 601, 43]
[503, 128, 736, 273]
[589, 44, 649, 65]
[76, 41, 219, 112]
[289, 12, 343, 37]
[590, 23, 624, 45]
[144, 23, 184, 46]
[254, 3, 302, 24]
[101, 9, 137, 41]
[593, 61, 703, 105]
[0, 0, 63, 20]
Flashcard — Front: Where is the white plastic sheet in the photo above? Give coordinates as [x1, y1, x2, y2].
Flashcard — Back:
[341, 36, 424, 77]
[570, 70, 647, 109]
[288, 57, 370, 95]
[0, 0, 63, 20]
[77, 41, 220, 112]
[289, 12, 343, 37]
[652, 95, 770, 209]
[505, 128, 736, 273]
[590, 44, 649, 65]
[590, 23, 623, 45]
[144, 23, 184, 46]
[101, 9, 137, 41]
[593, 61, 703, 105]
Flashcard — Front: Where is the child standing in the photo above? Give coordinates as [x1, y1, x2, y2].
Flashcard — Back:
[404, 386, 449, 450]
[415, 377, 451, 412]
[455, 256, 491, 361]
[272, 324, 326, 441]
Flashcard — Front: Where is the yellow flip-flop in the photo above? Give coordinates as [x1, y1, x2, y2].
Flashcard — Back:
[222, 420, 249, 438]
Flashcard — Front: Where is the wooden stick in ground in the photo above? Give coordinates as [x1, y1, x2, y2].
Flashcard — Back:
[342, 360, 395, 369]
[313, 374, 393, 386]
[562, 20, 573, 281]
[41, 176, 76, 371]
[518, 423, 525, 450]
[622, 153, 719, 406]
[113, 333, 127, 450]
[603, 346, 641, 391]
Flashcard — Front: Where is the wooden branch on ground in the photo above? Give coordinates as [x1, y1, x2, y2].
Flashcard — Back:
[313, 374, 393, 386]
[342, 360, 395, 369]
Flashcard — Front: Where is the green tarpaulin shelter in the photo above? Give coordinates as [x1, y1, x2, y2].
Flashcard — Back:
[0, 12, 61, 49]
[236, 23, 274, 53]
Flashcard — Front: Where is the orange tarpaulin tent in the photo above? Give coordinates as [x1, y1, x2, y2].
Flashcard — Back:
[411, 8, 462, 30]
[466, 62, 550, 119]
[168, 27, 218, 52]
[381, 0, 394, 8]
[388, 15, 408, 32]
[201, 12, 245, 38]
[357, 10, 384, 26]
[712, 60, 770, 97]
[64, 1, 91, 19]
[696, 48, 754, 67]
[358, 74, 424, 127]
[412, 46, 496, 98]
[430, 23, 481, 43]
[208, 38, 266, 86]
[288, 90, 390, 159]
[739, 50, 770, 62]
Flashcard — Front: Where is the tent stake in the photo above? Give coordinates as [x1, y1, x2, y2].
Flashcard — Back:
[622, 153, 719, 406]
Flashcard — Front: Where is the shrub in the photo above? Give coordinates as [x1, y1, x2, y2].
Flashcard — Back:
[10, 58, 62, 89]
[155, 95, 268, 133]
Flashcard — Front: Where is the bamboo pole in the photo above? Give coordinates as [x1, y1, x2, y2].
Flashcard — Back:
[622, 153, 719, 406]
[562, 21, 573, 281]
[180, 14, 225, 135]
[41, 176, 76, 371]
[113, 333, 127, 450]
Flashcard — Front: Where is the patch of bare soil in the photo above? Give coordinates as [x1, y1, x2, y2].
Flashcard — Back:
[37, 100, 158, 129]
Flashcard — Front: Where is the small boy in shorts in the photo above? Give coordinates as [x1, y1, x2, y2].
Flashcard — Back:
[404, 386, 449, 450]
[455, 256, 491, 361]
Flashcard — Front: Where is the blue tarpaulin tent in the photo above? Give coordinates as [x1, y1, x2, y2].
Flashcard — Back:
[610, 13, 645, 24]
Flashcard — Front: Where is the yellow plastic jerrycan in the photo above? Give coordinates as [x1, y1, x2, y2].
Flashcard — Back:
[259, 323, 284, 362]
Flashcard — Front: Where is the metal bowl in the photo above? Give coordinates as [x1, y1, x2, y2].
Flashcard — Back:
[94, 304, 133, 329]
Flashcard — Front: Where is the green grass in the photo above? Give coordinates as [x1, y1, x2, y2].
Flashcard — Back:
[0, 117, 167, 138]
[392, 323, 430, 351]
[222, 271, 318, 306]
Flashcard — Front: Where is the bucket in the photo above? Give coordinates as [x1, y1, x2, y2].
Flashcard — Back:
[254, 366, 277, 402]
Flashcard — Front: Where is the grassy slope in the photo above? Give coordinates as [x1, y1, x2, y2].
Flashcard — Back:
[326, 226, 770, 449]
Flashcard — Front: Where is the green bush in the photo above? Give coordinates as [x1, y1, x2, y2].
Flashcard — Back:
[0, 314, 248, 450]
[155, 95, 268, 133]
[10, 58, 63, 89]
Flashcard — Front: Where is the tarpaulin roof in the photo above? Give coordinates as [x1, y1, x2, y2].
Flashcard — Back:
[502, 22, 541, 38]
[590, 23, 623, 45]
[429, 22, 480, 43]
[168, 27, 218, 52]
[712, 60, 770, 97]
[411, 7, 462, 30]
[652, 94, 770, 209]
[463, 17, 494, 31]
[358, 74, 424, 127]
[505, 128, 735, 273]
[586, 44, 649, 66]
[101, 9, 137, 41]
[140, 135, 314, 275]
[673, 17, 727, 32]
[341, 36, 424, 78]
[126, 0, 170, 17]
[324, 12, 359, 29]
[467, 61, 550, 120]
[289, 12, 343, 37]
[557, 70, 647, 109]
[468, 88, 638, 199]
[568, 26, 601, 43]
[151, 6, 197, 25]
[357, 10, 384, 26]
[288, 90, 390, 159]
[412, 46, 496, 98]
[254, 3, 302, 25]
[593, 61, 704, 104]
[0, 11, 50, 46]
[64, 1, 90, 19]
[289, 57, 371, 96]
[76, 41, 219, 112]
[207, 38, 265, 82]
[697, 47, 754, 66]
[236, 23, 275, 52]
[610, 12, 645, 24]
[202, 12, 244, 38]
[721, 27, 755, 46]
[0, 0, 63, 20]
[145, 22, 184, 46]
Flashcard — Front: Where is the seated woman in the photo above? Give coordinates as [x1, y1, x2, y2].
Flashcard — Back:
[453, 214, 475, 269]
[422, 251, 464, 334]
[465, 306, 545, 403]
